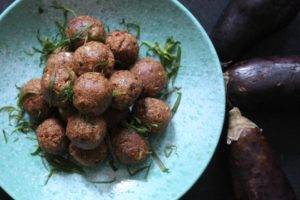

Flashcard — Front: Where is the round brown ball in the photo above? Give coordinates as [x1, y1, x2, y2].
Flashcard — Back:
[66, 114, 107, 150]
[41, 64, 77, 107]
[21, 79, 50, 119]
[69, 142, 108, 167]
[103, 107, 129, 130]
[113, 128, 149, 164]
[46, 52, 79, 72]
[130, 58, 167, 97]
[73, 72, 112, 116]
[66, 16, 106, 48]
[36, 118, 68, 155]
[106, 31, 139, 67]
[110, 70, 142, 110]
[133, 97, 172, 134]
[73, 41, 115, 77]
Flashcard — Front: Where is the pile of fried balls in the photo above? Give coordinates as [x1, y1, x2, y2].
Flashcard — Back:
[20, 15, 173, 167]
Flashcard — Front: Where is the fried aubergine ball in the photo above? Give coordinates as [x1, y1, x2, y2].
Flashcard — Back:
[69, 142, 108, 167]
[73, 41, 115, 77]
[103, 107, 129, 130]
[66, 16, 106, 48]
[133, 97, 172, 134]
[106, 31, 139, 67]
[41, 64, 77, 107]
[66, 114, 107, 150]
[109, 70, 143, 110]
[46, 52, 79, 72]
[20, 79, 50, 119]
[73, 72, 112, 116]
[130, 58, 167, 97]
[36, 118, 69, 155]
[113, 128, 149, 164]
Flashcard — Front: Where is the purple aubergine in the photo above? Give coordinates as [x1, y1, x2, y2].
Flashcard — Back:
[227, 108, 296, 200]
[225, 56, 300, 112]
[211, 0, 300, 63]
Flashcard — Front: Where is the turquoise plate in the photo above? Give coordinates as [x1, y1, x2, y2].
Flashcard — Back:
[0, 0, 225, 199]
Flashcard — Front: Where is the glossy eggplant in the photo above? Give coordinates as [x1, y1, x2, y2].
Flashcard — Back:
[211, 0, 300, 63]
[227, 108, 296, 200]
[225, 56, 300, 112]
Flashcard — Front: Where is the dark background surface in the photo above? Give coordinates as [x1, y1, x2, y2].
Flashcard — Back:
[1, 0, 300, 199]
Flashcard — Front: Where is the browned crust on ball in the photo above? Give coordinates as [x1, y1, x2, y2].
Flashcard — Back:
[106, 31, 139, 66]
[69, 142, 108, 167]
[66, 16, 106, 48]
[110, 70, 142, 110]
[130, 58, 167, 97]
[133, 97, 172, 134]
[73, 72, 112, 116]
[41, 64, 77, 107]
[46, 52, 79, 72]
[66, 114, 107, 150]
[36, 118, 68, 154]
[21, 79, 50, 119]
[73, 41, 115, 77]
[113, 128, 149, 164]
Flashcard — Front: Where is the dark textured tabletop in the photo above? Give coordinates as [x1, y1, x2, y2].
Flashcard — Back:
[1, 1, 300, 199]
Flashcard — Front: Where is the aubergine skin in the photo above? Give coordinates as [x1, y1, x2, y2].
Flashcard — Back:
[211, 0, 300, 62]
[230, 128, 296, 200]
[226, 57, 300, 111]
[228, 108, 296, 200]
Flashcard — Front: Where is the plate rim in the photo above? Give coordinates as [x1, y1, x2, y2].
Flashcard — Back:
[0, 0, 225, 199]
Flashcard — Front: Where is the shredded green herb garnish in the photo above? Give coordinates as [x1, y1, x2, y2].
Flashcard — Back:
[0, 105, 33, 134]
[144, 161, 152, 179]
[41, 156, 49, 171]
[58, 82, 74, 102]
[47, 70, 57, 106]
[17, 91, 36, 108]
[41, 153, 85, 185]
[171, 92, 182, 115]
[44, 168, 56, 185]
[23, 50, 35, 56]
[126, 164, 151, 177]
[108, 157, 118, 172]
[164, 144, 178, 158]
[112, 90, 120, 97]
[33, 23, 92, 65]
[13, 138, 19, 143]
[105, 25, 110, 33]
[159, 86, 181, 100]
[31, 3, 91, 65]
[151, 149, 169, 173]
[141, 37, 182, 85]
[25, 135, 37, 141]
[31, 146, 42, 156]
[15, 85, 21, 90]
[123, 118, 151, 137]
[44, 154, 84, 174]
[2, 130, 8, 143]
[89, 177, 116, 184]
[0, 106, 20, 124]
[12, 121, 34, 134]
[120, 18, 141, 39]
[51, 1, 77, 18]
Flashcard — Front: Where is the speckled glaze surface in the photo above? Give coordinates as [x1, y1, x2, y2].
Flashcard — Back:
[0, 0, 225, 199]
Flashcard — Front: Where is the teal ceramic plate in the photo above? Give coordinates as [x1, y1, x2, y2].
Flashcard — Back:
[0, 0, 225, 199]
